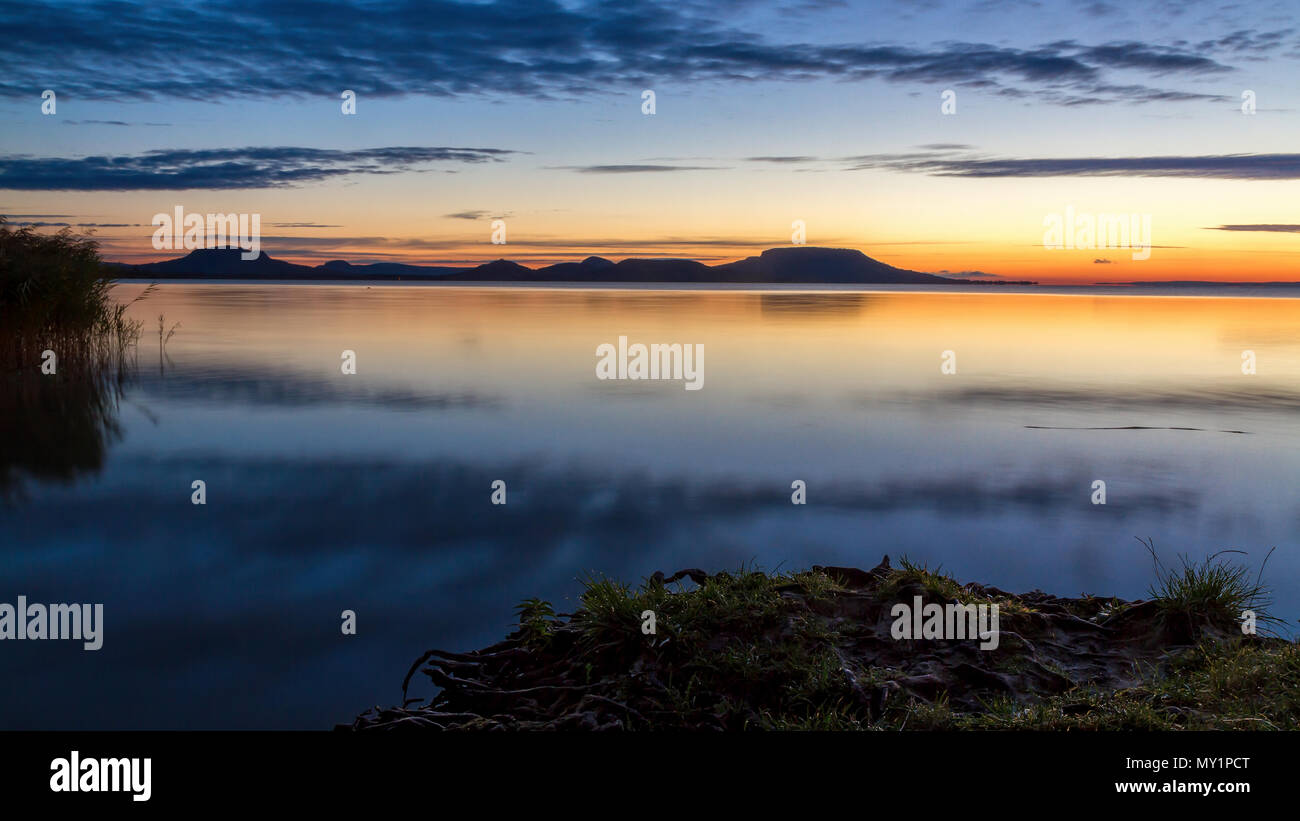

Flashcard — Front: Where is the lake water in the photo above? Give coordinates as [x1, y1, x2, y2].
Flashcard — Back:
[3, 282, 1298, 728]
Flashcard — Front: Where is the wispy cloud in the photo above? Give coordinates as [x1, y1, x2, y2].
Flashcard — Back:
[559, 164, 725, 173]
[937, 269, 1003, 278]
[843, 148, 1300, 180]
[0, 146, 519, 191]
[0, 1, 1254, 107]
[746, 156, 821, 164]
[1206, 224, 1300, 232]
[2, 221, 140, 227]
[62, 120, 172, 127]
[1195, 28, 1296, 55]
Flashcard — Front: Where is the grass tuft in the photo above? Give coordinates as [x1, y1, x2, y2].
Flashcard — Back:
[367, 549, 1296, 732]
[1138, 537, 1281, 635]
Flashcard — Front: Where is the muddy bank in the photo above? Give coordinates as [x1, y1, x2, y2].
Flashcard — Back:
[347, 557, 1296, 730]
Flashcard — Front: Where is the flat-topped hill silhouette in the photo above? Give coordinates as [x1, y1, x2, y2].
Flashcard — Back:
[106, 246, 981, 285]
[320, 260, 465, 277]
[115, 247, 307, 277]
[717, 247, 945, 284]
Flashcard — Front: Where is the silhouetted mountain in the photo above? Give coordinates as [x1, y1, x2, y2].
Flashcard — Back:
[107, 248, 314, 277]
[608, 258, 715, 282]
[106, 246, 992, 285]
[448, 256, 714, 282]
[549, 257, 711, 282]
[319, 260, 465, 277]
[716, 247, 949, 284]
[446, 259, 535, 280]
[105, 249, 469, 279]
[534, 256, 616, 279]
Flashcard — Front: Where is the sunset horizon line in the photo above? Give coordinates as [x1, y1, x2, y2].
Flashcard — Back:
[86, 240, 1300, 287]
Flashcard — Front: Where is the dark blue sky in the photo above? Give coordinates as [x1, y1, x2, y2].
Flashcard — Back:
[2, 0, 1297, 280]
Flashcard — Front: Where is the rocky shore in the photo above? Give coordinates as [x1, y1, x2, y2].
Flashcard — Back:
[347, 556, 1297, 731]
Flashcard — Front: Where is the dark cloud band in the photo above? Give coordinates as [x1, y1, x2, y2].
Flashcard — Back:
[1206, 224, 1300, 232]
[0, 146, 517, 191]
[0, 1, 1246, 106]
[845, 151, 1300, 180]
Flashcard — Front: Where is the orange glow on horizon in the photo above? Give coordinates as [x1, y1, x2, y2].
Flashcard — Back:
[98, 236, 1299, 285]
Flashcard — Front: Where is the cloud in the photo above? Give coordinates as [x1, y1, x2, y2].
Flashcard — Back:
[559, 164, 724, 173]
[443, 211, 493, 220]
[62, 120, 172, 127]
[1206, 224, 1300, 232]
[745, 156, 820, 164]
[0, 145, 518, 191]
[844, 148, 1300, 180]
[0, 217, 139, 227]
[1051, 83, 1226, 105]
[0, 1, 1246, 107]
[1195, 29, 1296, 55]
[1070, 42, 1226, 74]
[1093, 258, 1114, 263]
[1081, 1, 1119, 15]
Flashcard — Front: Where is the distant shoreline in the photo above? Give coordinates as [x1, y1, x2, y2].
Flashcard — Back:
[102, 245, 1300, 292]
[104, 277, 1300, 298]
[105, 272, 1041, 286]
[101, 245, 1039, 287]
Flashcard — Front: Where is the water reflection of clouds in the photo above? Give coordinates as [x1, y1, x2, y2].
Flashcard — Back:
[3, 452, 1292, 728]
[5, 456, 1204, 562]
[757, 293, 874, 317]
[840, 382, 1300, 414]
[8, 286, 1300, 729]
[130, 365, 504, 410]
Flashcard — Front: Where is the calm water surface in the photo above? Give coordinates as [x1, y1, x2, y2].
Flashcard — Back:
[3, 283, 1298, 728]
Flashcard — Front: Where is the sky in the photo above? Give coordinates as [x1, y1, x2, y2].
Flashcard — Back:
[1, 0, 1298, 283]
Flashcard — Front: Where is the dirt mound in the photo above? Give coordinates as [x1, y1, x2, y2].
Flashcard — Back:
[347, 557, 1282, 731]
